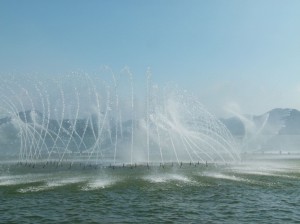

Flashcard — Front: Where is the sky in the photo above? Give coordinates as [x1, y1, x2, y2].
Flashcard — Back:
[0, 0, 300, 117]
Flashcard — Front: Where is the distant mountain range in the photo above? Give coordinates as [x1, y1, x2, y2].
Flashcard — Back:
[221, 108, 300, 152]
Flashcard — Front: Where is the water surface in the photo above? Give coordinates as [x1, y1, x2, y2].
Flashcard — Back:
[1, 157, 300, 223]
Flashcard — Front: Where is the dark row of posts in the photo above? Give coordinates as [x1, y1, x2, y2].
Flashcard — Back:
[16, 160, 210, 170]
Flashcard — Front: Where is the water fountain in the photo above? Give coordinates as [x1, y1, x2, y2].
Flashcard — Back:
[3, 71, 300, 224]
[0, 70, 240, 168]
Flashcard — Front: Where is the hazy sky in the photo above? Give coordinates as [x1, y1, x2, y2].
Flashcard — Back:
[1, 0, 300, 117]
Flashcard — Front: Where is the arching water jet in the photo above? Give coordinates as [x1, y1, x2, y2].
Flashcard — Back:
[0, 72, 240, 167]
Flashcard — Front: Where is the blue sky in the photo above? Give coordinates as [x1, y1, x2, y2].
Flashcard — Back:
[1, 0, 300, 116]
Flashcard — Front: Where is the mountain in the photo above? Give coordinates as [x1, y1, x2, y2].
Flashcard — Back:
[221, 108, 300, 153]
[220, 117, 245, 136]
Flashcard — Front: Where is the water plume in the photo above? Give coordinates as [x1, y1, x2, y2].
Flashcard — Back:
[0, 71, 240, 167]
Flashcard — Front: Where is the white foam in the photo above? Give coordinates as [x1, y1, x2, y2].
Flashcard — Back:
[0, 174, 45, 186]
[203, 172, 245, 182]
[0, 175, 18, 186]
[17, 186, 49, 193]
[46, 177, 83, 187]
[81, 178, 115, 191]
[16, 177, 86, 193]
[144, 173, 191, 183]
